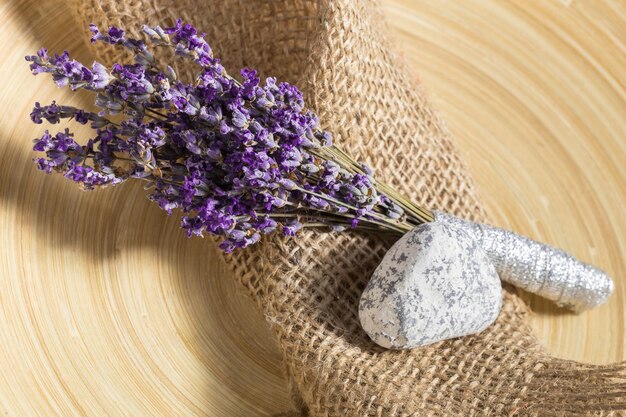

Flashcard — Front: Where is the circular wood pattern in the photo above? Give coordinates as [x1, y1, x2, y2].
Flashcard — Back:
[0, 0, 624, 415]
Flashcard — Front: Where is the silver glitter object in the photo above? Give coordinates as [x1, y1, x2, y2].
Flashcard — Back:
[434, 211, 614, 312]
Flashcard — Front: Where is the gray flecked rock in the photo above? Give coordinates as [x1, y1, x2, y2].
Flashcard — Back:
[359, 221, 502, 349]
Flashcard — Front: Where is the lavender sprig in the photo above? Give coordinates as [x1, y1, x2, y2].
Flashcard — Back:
[26, 19, 432, 252]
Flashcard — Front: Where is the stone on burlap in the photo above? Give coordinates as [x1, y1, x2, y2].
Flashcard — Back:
[359, 222, 502, 349]
[69, 1, 626, 415]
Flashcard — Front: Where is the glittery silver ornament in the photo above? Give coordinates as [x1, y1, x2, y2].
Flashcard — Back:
[434, 211, 613, 312]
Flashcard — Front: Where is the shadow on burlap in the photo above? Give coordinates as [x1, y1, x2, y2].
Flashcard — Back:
[70, 0, 626, 415]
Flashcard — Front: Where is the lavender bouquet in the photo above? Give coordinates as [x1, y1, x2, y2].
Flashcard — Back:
[26, 20, 613, 348]
[26, 21, 432, 253]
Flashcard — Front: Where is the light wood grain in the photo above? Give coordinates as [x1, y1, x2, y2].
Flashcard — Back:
[0, 0, 624, 415]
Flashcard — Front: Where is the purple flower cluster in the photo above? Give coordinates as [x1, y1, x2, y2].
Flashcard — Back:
[26, 20, 413, 252]
[26, 48, 110, 90]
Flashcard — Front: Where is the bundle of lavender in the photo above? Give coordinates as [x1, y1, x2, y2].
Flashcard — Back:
[26, 20, 613, 349]
[26, 21, 432, 253]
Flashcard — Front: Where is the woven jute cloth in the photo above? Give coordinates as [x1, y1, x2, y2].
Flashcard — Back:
[71, 1, 626, 415]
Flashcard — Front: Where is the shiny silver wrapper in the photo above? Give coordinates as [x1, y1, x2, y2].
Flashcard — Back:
[434, 211, 614, 312]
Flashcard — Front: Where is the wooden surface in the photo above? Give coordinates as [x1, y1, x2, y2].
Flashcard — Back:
[0, 0, 624, 415]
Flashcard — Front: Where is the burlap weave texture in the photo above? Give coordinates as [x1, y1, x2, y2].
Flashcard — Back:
[70, 1, 626, 415]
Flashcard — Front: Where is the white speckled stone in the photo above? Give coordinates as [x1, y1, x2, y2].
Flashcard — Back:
[359, 222, 502, 349]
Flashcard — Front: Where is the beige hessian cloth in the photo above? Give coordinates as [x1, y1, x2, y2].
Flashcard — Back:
[70, 1, 626, 415]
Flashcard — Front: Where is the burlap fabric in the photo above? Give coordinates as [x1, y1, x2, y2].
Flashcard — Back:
[70, 1, 626, 415]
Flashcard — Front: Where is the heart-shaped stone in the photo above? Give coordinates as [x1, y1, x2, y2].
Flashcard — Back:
[359, 221, 502, 349]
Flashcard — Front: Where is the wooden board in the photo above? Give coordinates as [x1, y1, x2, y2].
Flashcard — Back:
[0, 0, 624, 415]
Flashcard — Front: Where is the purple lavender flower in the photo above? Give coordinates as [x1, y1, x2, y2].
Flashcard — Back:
[31, 101, 106, 126]
[26, 20, 428, 252]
